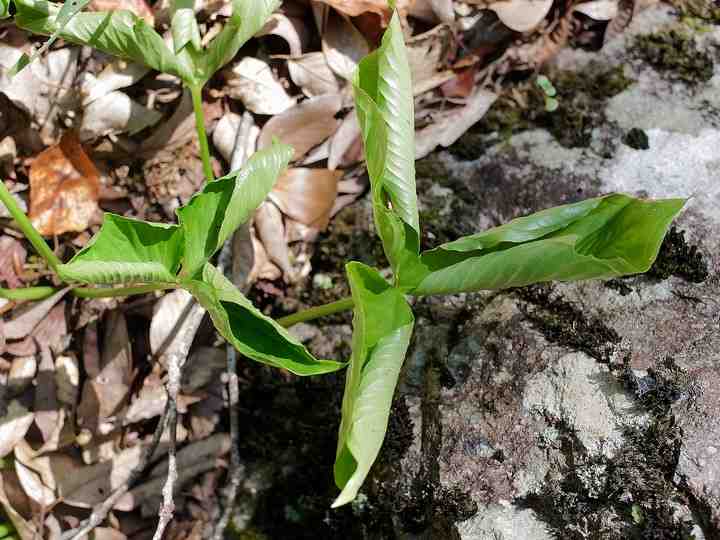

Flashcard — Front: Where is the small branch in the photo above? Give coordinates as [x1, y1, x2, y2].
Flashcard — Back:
[189, 85, 215, 183]
[0, 178, 62, 273]
[62, 401, 172, 540]
[211, 346, 245, 540]
[276, 297, 355, 328]
[152, 354, 181, 540]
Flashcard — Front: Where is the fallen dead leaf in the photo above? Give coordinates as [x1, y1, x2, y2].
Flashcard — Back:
[321, 10, 371, 80]
[254, 202, 292, 277]
[258, 94, 342, 161]
[77, 310, 133, 434]
[409, 0, 455, 24]
[270, 168, 341, 229]
[328, 110, 361, 170]
[29, 131, 101, 236]
[0, 236, 26, 289]
[56, 354, 80, 408]
[406, 24, 456, 95]
[212, 112, 259, 172]
[88, 0, 154, 24]
[315, 0, 391, 22]
[149, 289, 205, 358]
[34, 346, 63, 448]
[3, 288, 69, 340]
[574, 0, 619, 20]
[14, 459, 55, 507]
[7, 356, 36, 395]
[415, 89, 497, 158]
[30, 302, 67, 354]
[0, 400, 34, 458]
[257, 13, 308, 57]
[288, 53, 341, 98]
[80, 60, 151, 106]
[225, 57, 296, 115]
[441, 66, 478, 98]
[0, 471, 40, 540]
[79, 91, 163, 141]
[489, 0, 554, 32]
[231, 222, 255, 291]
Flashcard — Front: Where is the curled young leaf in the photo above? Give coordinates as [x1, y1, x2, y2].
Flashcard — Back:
[58, 215, 184, 284]
[333, 262, 414, 507]
[177, 142, 293, 278]
[353, 11, 421, 284]
[409, 194, 685, 295]
[185, 264, 345, 376]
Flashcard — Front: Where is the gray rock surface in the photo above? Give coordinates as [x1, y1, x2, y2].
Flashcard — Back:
[378, 5, 720, 539]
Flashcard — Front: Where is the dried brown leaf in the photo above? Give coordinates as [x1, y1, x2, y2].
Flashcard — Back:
[288, 53, 341, 98]
[225, 57, 296, 115]
[7, 355, 37, 395]
[315, 0, 390, 22]
[322, 11, 370, 80]
[328, 110, 361, 170]
[489, 0, 554, 32]
[0, 400, 34, 458]
[257, 13, 308, 57]
[0, 236, 26, 289]
[34, 346, 64, 448]
[0, 471, 39, 540]
[269, 168, 341, 229]
[406, 24, 456, 94]
[574, 0, 619, 20]
[3, 288, 69, 340]
[29, 131, 101, 235]
[258, 94, 342, 161]
[212, 112, 259, 171]
[254, 202, 292, 277]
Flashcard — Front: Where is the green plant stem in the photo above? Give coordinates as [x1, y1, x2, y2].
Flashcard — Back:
[277, 297, 355, 327]
[72, 283, 177, 298]
[0, 179, 62, 273]
[1, 283, 177, 301]
[189, 84, 214, 182]
[0, 286, 58, 301]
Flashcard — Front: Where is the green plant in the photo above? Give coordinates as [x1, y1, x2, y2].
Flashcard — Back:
[536, 74, 559, 112]
[0, 1, 684, 510]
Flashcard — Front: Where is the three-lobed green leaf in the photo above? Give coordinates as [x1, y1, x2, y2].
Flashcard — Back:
[410, 194, 686, 295]
[333, 262, 414, 507]
[186, 264, 345, 376]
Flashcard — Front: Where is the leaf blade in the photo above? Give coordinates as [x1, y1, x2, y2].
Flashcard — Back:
[57, 214, 184, 284]
[412, 194, 685, 295]
[333, 262, 414, 507]
[177, 142, 293, 278]
[13, 0, 194, 82]
[184, 264, 344, 376]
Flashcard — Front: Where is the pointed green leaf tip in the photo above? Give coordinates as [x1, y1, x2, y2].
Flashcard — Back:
[177, 141, 293, 278]
[353, 9, 420, 283]
[410, 194, 686, 295]
[333, 262, 414, 507]
[185, 264, 345, 376]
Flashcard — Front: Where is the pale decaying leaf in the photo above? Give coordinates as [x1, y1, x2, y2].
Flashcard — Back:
[149, 289, 206, 358]
[34, 347, 64, 449]
[15, 459, 55, 507]
[225, 57, 296, 115]
[489, 0, 554, 32]
[80, 91, 163, 141]
[314, 0, 391, 21]
[408, 0, 455, 24]
[212, 112, 260, 171]
[406, 24, 456, 95]
[255, 202, 292, 277]
[7, 355, 37, 395]
[231, 222, 255, 291]
[258, 94, 342, 161]
[117, 434, 231, 512]
[140, 90, 195, 156]
[29, 131, 101, 236]
[88, 0, 154, 24]
[415, 90, 498, 158]
[288, 53, 341, 97]
[29, 302, 67, 354]
[77, 311, 132, 434]
[270, 168, 342, 230]
[80, 60, 151, 106]
[256, 13, 308, 57]
[321, 10, 370, 81]
[0, 400, 34, 458]
[0, 472, 40, 540]
[56, 354, 80, 408]
[328, 110, 361, 170]
[3, 288, 69, 340]
[0, 45, 78, 143]
[574, 0, 619, 20]
[0, 236, 26, 289]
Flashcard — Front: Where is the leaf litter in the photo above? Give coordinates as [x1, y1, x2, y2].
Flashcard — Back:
[0, 0, 660, 535]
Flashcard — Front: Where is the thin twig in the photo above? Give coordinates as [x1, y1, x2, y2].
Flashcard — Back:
[152, 354, 181, 540]
[211, 346, 245, 540]
[62, 400, 172, 540]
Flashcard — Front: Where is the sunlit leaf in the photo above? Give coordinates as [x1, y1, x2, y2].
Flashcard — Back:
[177, 142, 293, 278]
[184, 264, 345, 376]
[202, 0, 279, 83]
[0, 0, 10, 18]
[14, 0, 195, 82]
[353, 11, 420, 284]
[171, 4, 201, 54]
[58, 214, 184, 284]
[410, 194, 685, 295]
[333, 262, 414, 507]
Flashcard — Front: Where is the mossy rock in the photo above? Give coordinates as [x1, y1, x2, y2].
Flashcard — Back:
[633, 29, 714, 84]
